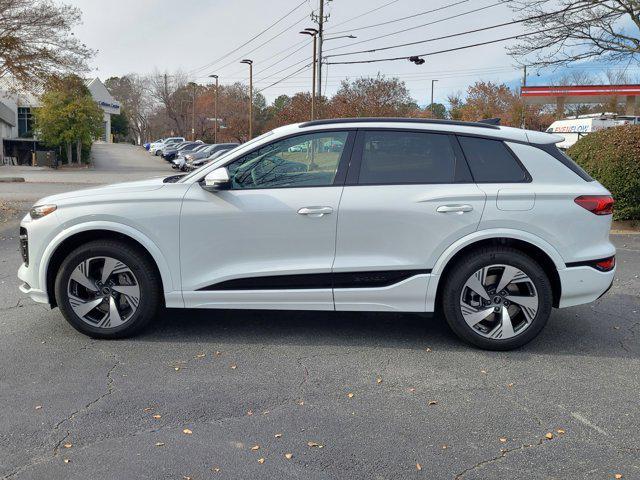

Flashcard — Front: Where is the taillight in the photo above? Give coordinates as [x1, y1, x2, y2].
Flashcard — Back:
[594, 256, 615, 272]
[574, 195, 614, 215]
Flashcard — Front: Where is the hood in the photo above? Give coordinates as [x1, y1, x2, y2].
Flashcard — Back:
[34, 177, 168, 205]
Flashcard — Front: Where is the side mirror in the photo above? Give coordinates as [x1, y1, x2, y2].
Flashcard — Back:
[202, 167, 231, 191]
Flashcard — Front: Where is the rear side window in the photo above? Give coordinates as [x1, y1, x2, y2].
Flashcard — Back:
[358, 131, 457, 184]
[458, 136, 528, 183]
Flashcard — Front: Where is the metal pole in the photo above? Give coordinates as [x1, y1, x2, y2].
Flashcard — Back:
[316, 0, 324, 96]
[248, 63, 253, 140]
[311, 34, 317, 120]
[522, 66, 527, 129]
[214, 76, 219, 143]
[192, 83, 196, 141]
[430, 79, 438, 114]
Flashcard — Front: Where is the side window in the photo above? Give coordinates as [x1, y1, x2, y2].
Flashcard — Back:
[226, 131, 349, 189]
[458, 136, 528, 183]
[358, 131, 457, 185]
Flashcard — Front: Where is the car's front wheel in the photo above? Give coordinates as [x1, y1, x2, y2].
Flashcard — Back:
[54, 240, 161, 339]
[441, 246, 553, 350]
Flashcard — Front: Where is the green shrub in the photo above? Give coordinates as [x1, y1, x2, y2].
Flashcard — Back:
[567, 125, 640, 221]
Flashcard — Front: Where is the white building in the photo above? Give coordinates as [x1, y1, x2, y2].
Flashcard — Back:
[1, 77, 120, 164]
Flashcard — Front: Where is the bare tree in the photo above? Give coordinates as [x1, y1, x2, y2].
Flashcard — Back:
[148, 70, 190, 136]
[508, 0, 640, 69]
[0, 0, 94, 90]
[105, 75, 153, 144]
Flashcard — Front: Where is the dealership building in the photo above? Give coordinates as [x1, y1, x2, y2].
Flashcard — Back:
[0, 77, 120, 164]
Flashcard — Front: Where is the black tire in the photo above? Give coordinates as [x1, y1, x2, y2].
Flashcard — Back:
[54, 240, 161, 339]
[441, 246, 553, 350]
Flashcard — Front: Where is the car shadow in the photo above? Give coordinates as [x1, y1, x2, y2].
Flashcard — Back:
[136, 294, 639, 360]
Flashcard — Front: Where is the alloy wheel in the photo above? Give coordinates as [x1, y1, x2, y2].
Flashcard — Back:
[67, 256, 140, 328]
[459, 264, 538, 340]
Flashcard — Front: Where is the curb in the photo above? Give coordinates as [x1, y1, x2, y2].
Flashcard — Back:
[0, 177, 25, 183]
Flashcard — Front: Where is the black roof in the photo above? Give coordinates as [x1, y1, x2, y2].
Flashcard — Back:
[298, 117, 501, 130]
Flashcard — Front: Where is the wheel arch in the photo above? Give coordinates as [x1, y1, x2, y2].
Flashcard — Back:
[428, 231, 563, 310]
[42, 222, 173, 308]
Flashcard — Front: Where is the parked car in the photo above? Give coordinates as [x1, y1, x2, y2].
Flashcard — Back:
[143, 139, 161, 151]
[150, 137, 185, 155]
[162, 141, 203, 161]
[18, 118, 616, 350]
[184, 143, 240, 163]
[171, 144, 212, 170]
[184, 144, 240, 171]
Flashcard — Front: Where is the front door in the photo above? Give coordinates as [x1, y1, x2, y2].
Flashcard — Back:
[180, 130, 354, 310]
[333, 129, 486, 311]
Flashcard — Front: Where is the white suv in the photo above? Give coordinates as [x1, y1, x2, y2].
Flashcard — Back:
[17, 119, 616, 350]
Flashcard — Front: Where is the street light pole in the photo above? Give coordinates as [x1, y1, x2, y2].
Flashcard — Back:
[192, 83, 196, 141]
[300, 28, 318, 120]
[209, 74, 219, 143]
[240, 59, 253, 139]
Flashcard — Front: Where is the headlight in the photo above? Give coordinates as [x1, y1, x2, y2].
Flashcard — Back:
[30, 204, 57, 219]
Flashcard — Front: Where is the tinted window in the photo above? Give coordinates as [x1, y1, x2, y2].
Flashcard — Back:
[458, 136, 528, 182]
[358, 131, 456, 184]
[226, 131, 349, 189]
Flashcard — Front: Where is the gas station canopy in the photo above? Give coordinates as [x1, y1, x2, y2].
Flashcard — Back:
[521, 84, 640, 114]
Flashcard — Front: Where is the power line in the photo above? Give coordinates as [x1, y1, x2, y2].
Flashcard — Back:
[324, 0, 401, 32]
[323, 0, 512, 55]
[188, 0, 308, 75]
[256, 63, 312, 93]
[324, 1, 600, 60]
[329, 0, 471, 36]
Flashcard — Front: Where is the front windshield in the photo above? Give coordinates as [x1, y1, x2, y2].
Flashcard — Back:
[179, 130, 275, 183]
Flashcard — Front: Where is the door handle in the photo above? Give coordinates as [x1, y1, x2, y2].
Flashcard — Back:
[297, 206, 334, 217]
[436, 204, 473, 214]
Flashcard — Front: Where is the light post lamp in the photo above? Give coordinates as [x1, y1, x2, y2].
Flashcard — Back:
[209, 74, 219, 143]
[300, 28, 318, 120]
[240, 59, 253, 139]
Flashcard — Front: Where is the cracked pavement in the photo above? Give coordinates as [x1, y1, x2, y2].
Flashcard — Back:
[0, 146, 639, 479]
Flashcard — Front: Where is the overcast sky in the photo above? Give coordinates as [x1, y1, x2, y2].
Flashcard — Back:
[68, 0, 636, 105]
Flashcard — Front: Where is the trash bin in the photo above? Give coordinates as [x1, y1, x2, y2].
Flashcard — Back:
[36, 150, 58, 168]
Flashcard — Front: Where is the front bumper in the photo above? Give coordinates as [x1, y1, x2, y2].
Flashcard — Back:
[558, 265, 616, 308]
[18, 263, 49, 304]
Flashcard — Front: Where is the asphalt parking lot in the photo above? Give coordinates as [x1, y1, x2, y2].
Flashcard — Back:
[0, 145, 638, 479]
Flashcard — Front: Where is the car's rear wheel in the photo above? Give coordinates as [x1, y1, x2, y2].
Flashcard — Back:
[441, 246, 552, 350]
[54, 240, 160, 339]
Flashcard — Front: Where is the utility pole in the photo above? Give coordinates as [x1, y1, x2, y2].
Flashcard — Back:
[209, 74, 219, 143]
[192, 83, 196, 141]
[300, 28, 318, 120]
[522, 65, 528, 129]
[430, 79, 438, 114]
[314, 0, 327, 97]
[240, 59, 253, 139]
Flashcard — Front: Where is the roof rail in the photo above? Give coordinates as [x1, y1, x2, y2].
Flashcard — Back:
[478, 117, 501, 125]
[298, 117, 501, 130]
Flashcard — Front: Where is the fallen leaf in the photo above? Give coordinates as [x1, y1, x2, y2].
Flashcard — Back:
[34, 405, 42, 410]
[545, 432, 554, 440]
[284, 453, 293, 460]
[428, 401, 438, 406]
[174, 367, 180, 371]
[195, 352, 206, 359]
[143, 407, 153, 412]
[183, 477, 192, 480]
[155, 442, 165, 447]
[347, 392, 354, 398]
[425, 348, 432, 352]
[247, 410, 254, 416]
[614, 326, 620, 330]
[251, 445, 260, 451]
[297, 400, 304, 406]
[557, 429, 565, 434]
[257, 458, 265, 464]
[230, 364, 237, 370]
[480, 370, 487, 374]
[307, 441, 324, 448]
[183, 428, 193, 435]
[408, 388, 416, 393]
[262, 410, 269, 415]
[152, 414, 162, 419]
[499, 437, 507, 443]
[63, 443, 73, 449]
[376, 378, 383, 384]
[214, 351, 222, 356]
[614, 474, 623, 479]
[442, 444, 448, 449]
[211, 467, 220, 473]
[416, 463, 422, 471]
[63, 459, 70, 464]
[274, 433, 283, 438]
[507, 383, 514, 388]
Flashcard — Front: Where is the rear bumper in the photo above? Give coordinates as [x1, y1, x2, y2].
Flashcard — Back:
[558, 265, 615, 308]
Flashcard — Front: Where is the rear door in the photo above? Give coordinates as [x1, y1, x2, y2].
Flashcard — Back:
[333, 129, 486, 311]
